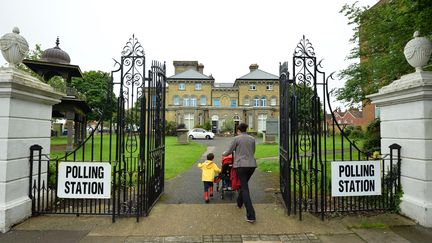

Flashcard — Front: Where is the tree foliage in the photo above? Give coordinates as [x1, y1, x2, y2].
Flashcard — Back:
[363, 118, 381, 154]
[221, 118, 235, 133]
[72, 71, 116, 121]
[337, 0, 432, 106]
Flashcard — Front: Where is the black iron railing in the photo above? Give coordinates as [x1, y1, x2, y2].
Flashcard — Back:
[279, 36, 402, 220]
[29, 35, 166, 222]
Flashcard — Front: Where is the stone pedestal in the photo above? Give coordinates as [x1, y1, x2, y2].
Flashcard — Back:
[368, 71, 432, 227]
[0, 67, 62, 232]
[176, 129, 189, 144]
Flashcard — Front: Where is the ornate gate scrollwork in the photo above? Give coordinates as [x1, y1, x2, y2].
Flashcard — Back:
[279, 36, 402, 221]
[111, 35, 166, 221]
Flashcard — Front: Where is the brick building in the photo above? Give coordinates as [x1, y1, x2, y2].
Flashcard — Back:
[166, 61, 279, 133]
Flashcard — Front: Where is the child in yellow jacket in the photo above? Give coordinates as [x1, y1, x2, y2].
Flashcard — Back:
[197, 153, 221, 203]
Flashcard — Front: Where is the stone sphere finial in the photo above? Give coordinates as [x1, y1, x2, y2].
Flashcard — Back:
[0, 27, 29, 68]
[403, 31, 432, 72]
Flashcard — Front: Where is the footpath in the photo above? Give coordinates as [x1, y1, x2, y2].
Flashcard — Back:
[1, 138, 431, 242]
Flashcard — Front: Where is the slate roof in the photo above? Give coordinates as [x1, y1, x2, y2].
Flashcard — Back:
[237, 69, 278, 80]
[167, 69, 213, 80]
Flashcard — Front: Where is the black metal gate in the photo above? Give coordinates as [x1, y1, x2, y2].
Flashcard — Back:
[29, 35, 166, 222]
[279, 36, 402, 220]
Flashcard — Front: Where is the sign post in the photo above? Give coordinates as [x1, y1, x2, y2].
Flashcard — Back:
[57, 162, 111, 199]
[331, 161, 381, 197]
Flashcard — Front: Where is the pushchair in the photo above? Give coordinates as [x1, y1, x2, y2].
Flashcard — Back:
[215, 154, 237, 199]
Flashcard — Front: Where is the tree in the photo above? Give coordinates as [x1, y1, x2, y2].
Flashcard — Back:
[337, 0, 432, 106]
[71, 71, 116, 121]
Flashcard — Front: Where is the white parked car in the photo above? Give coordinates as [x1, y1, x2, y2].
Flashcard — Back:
[187, 128, 215, 140]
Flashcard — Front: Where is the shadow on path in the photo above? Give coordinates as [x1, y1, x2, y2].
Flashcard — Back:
[160, 137, 280, 204]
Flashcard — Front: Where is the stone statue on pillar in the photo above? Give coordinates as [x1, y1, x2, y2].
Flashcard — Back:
[368, 31, 432, 227]
[0, 27, 29, 68]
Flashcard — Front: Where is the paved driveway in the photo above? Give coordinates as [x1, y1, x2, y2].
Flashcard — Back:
[160, 136, 279, 204]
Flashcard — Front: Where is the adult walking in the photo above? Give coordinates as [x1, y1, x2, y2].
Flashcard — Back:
[222, 123, 256, 223]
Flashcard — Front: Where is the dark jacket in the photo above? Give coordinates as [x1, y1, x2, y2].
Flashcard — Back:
[222, 133, 256, 168]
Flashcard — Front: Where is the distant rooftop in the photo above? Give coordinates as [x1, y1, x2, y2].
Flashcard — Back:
[237, 69, 279, 80]
[167, 69, 214, 80]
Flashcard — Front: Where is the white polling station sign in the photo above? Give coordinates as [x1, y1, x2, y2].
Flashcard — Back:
[57, 162, 111, 199]
[331, 161, 381, 197]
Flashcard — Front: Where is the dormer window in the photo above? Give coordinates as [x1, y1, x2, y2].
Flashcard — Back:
[179, 83, 185, 90]
[249, 83, 256, 90]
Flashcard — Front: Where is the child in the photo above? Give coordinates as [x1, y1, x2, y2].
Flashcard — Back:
[197, 153, 221, 203]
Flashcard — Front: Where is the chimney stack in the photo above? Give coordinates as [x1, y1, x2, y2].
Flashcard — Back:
[249, 64, 259, 72]
[198, 63, 204, 74]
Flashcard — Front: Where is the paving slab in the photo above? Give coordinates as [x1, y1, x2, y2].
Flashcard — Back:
[80, 236, 128, 243]
[0, 230, 88, 243]
[318, 233, 364, 243]
[390, 225, 432, 243]
[352, 228, 410, 243]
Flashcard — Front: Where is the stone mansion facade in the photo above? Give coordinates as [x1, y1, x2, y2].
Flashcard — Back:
[166, 61, 279, 133]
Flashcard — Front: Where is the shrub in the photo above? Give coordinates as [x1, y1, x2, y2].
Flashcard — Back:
[363, 118, 381, 155]
[221, 119, 234, 133]
[203, 121, 211, 131]
[349, 126, 364, 141]
[343, 125, 355, 137]
[165, 121, 177, 136]
[176, 123, 186, 129]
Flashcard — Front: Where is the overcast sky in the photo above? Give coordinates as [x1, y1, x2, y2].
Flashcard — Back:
[1, 0, 377, 105]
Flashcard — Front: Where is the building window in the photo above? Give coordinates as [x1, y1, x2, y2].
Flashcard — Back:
[244, 96, 250, 106]
[200, 95, 206, 106]
[253, 96, 260, 107]
[230, 100, 237, 108]
[191, 95, 197, 107]
[195, 83, 202, 90]
[213, 99, 220, 107]
[173, 95, 180, 106]
[266, 84, 273, 90]
[248, 115, 253, 129]
[258, 114, 267, 132]
[184, 113, 194, 130]
[261, 96, 267, 107]
[183, 95, 189, 106]
[179, 83, 185, 90]
[270, 96, 277, 106]
[249, 83, 256, 90]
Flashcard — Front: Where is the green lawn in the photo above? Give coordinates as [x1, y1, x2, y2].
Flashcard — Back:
[256, 134, 364, 160]
[164, 137, 206, 179]
[50, 136, 68, 145]
[50, 135, 205, 180]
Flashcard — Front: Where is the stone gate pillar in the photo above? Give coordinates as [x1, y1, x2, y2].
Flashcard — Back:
[368, 32, 432, 227]
[0, 28, 63, 232]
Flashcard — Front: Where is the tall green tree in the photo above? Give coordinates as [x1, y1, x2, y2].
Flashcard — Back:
[337, 0, 432, 106]
[72, 71, 116, 121]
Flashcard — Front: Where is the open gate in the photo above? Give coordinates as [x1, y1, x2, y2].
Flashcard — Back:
[29, 35, 166, 222]
[279, 36, 402, 220]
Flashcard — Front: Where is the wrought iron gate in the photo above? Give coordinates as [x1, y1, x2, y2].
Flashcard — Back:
[279, 36, 402, 220]
[29, 35, 166, 222]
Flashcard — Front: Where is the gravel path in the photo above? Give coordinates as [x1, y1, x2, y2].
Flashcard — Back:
[160, 137, 279, 204]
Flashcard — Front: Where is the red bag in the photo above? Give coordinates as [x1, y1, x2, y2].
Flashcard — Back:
[230, 168, 240, 190]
